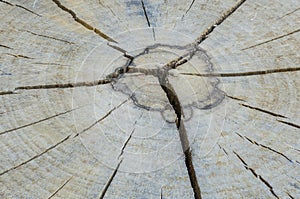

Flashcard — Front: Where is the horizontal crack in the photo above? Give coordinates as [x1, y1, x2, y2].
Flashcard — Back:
[15, 79, 111, 90]
[52, 0, 116, 43]
[181, 67, 300, 77]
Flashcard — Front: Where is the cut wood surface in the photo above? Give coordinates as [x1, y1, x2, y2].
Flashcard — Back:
[0, 0, 299, 198]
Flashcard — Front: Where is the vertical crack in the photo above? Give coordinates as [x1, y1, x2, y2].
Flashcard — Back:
[157, 70, 202, 199]
[141, 0, 156, 40]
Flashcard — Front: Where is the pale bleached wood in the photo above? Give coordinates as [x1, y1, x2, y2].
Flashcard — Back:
[0, 0, 299, 198]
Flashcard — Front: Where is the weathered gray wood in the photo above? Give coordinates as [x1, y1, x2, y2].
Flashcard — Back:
[0, 0, 299, 198]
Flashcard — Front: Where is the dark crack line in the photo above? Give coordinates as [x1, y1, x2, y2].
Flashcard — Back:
[286, 192, 295, 199]
[141, 0, 151, 27]
[235, 133, 293, 163]
[0, 134, 71, 176]
[240, 103, 287, 118]
[5, 53, 34, 59]
[183, 0, 196, 18]
[181, 67, 300, 77]
[225, 94, 246, 102]
[0, 108, 78, 136]
[158, 71, 202, 199]
[15, 79, 111, 90]
[118, 128, 135, 159]
[99, 159, 123, 199]
[194, 0, 246, 45]
[107, 43, 134, 60]
[0, 91, 16, 95]
[51, 0, 117, 43]
[279, 7, 300, 19]
[24, 30, 75, 44]
[74, 99, 129, 137]
[277, 120, 300, 129]
[141, 0, 156, 41]
[0, 44, 13, 49]
[242, 28, 300, 50]
[233, 151, 280, 199]
[0, 0, 41, 17]
[48, 176, 73, 199]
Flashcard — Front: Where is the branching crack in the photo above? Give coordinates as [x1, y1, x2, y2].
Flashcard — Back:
[240, 103, 287, 118]
[157, 70, 202, 199]
[51, 0, 117, 43]
[233, 151, 280, 198]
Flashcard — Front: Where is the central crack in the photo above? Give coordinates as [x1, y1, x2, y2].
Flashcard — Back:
[157, 69, 202, 199]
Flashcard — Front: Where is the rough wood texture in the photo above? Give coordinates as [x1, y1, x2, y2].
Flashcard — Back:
[1, 0, 300, 198]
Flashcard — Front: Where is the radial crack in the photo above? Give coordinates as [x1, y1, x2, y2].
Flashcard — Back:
[158, 71, 202, 199]
[233, 151, 280, 198]
[15, 79, 111, 90]
[118, 128, 135, 159]
[48, 176, 73, 199]
[240, 103, 287, 118]
[194, 0, 247, 45]
[24, 30, 75, 44]
[0, 0, 41, 17]
[277, 120, 300, 129]
[51, 0, 117, 43]
[235, 133, 293, 162]
[181, 67, 300, 77]
[0, 134, 71, 176]
[140, 0, 156, 40]
[242, 28, 300, 50]
[74, 99, 129, 137]
[0, 108, 78, 136]
[99, 159, 123, 199]
[0, 44, 12, 49]
[183, 0, 196, 18]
